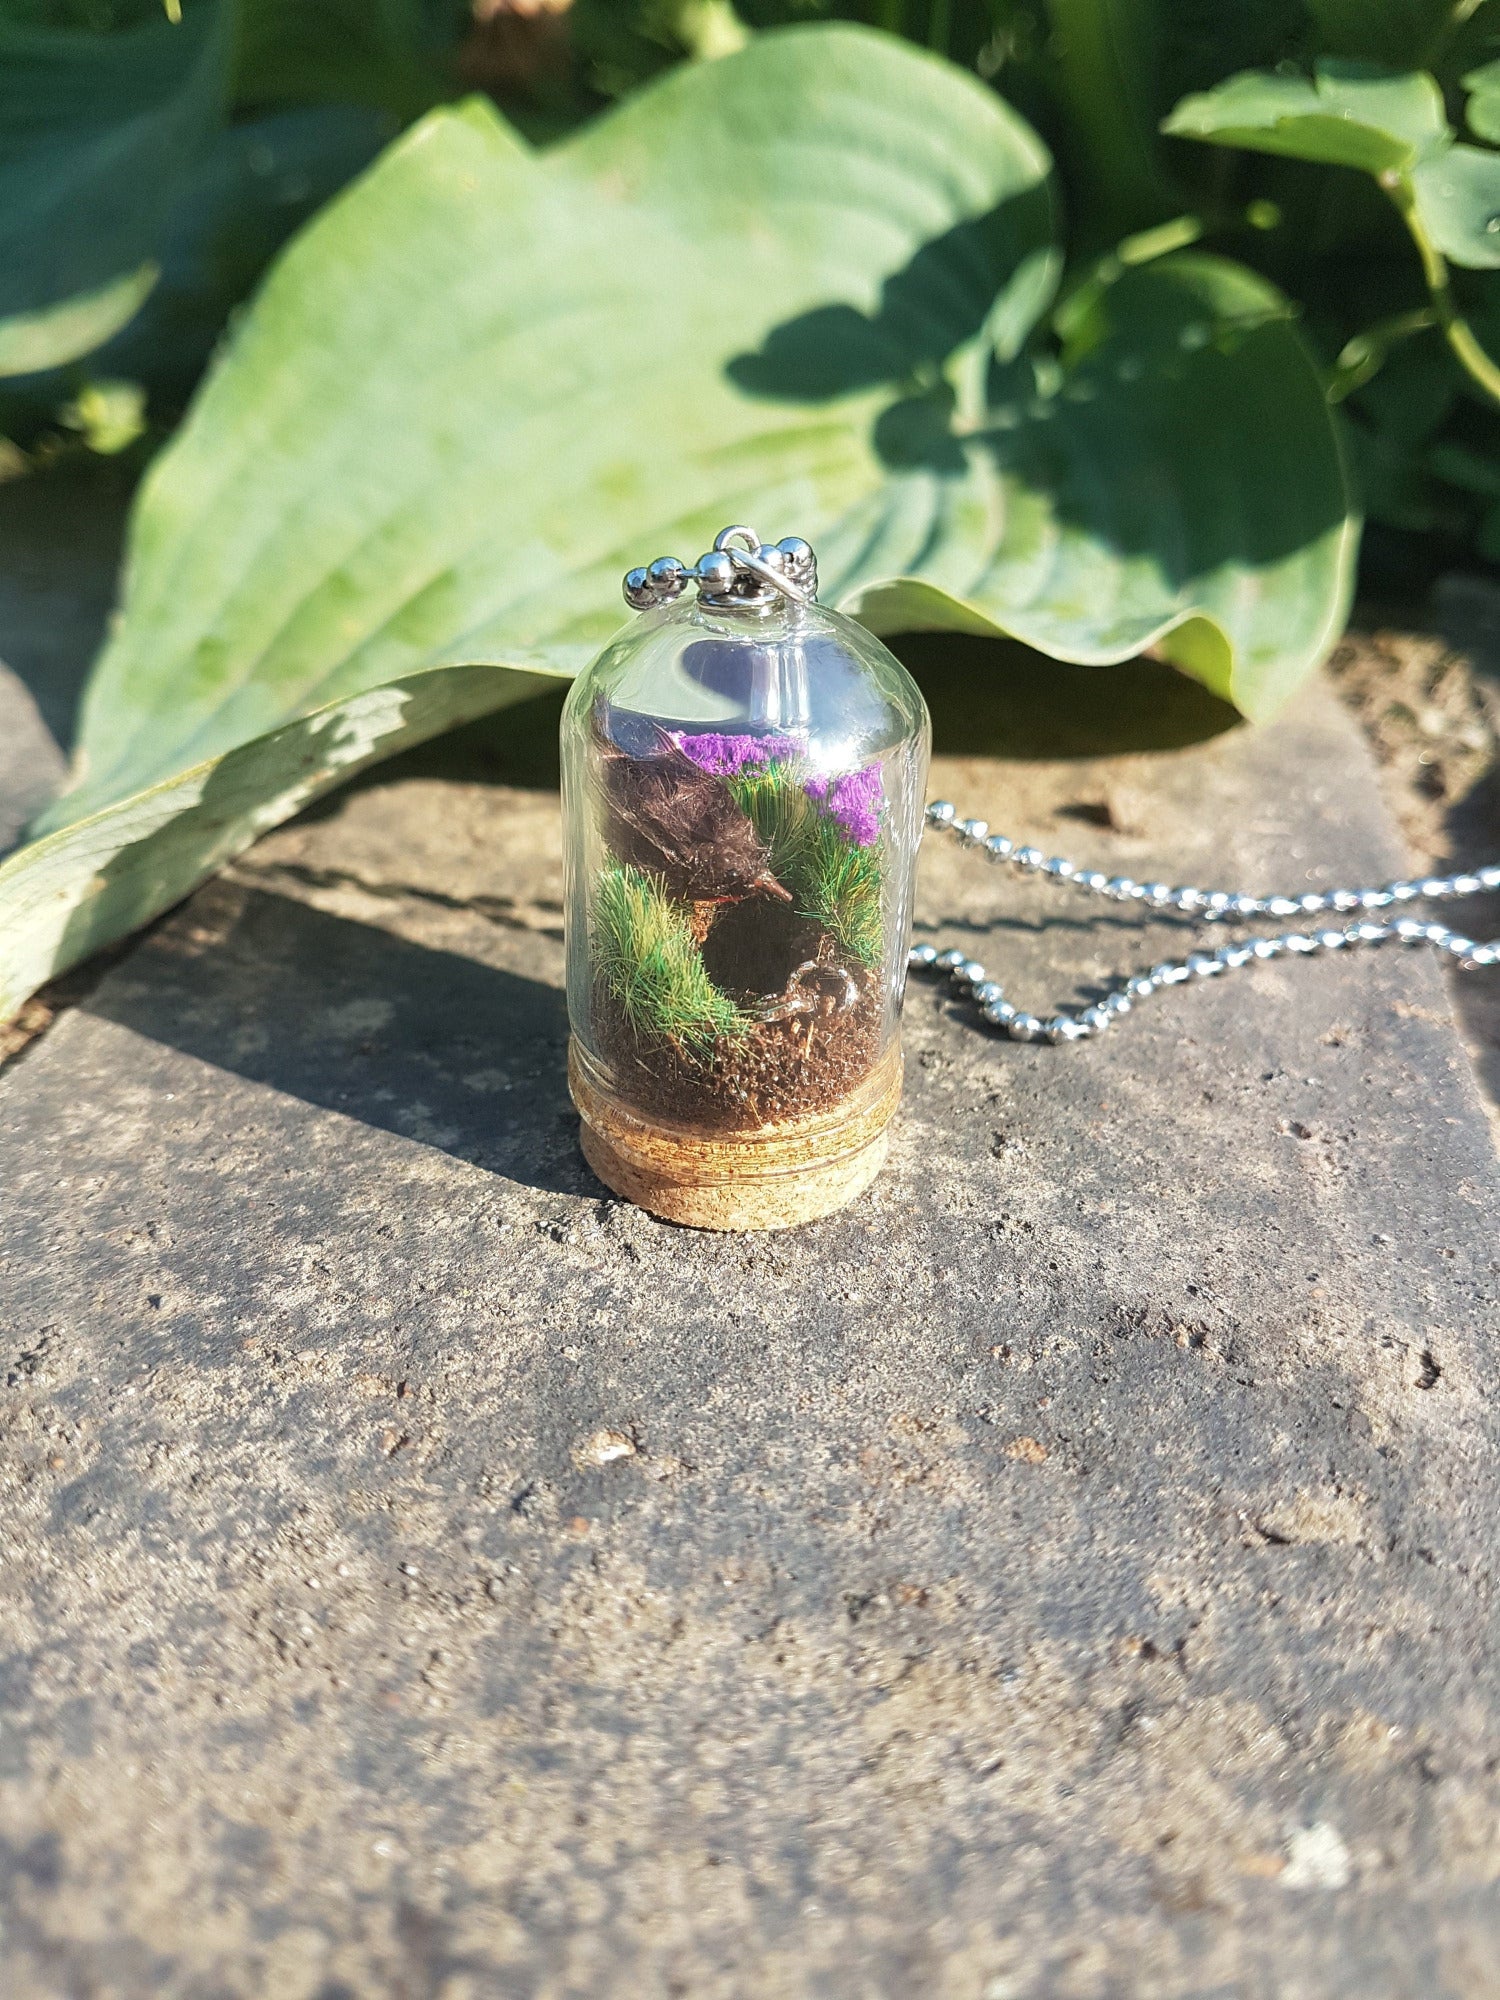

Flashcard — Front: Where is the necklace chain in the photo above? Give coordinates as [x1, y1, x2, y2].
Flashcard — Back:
[912, 799, 1500, 1045]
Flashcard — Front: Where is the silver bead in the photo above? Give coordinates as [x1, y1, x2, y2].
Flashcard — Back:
[934, 948, 965, 972]
[908, 942, 938, 969]
[1126, 975, 1154, 999]
[777, 534, 815, 570]
[1252, 938, 1284, 959]
[1423, 922, 1450, 943]
[1204, 891, 1233, 917]
[1173, 887, 1204, 912]
[958, 818, 989, 846]
[1079, 871, 1109, 892]
[1329, 889, 1360, 912]
[955, 959, 987, 988]
[1229, 894, 1262, 918]
[1359, 889, 1393, 909]
[1265, 896, 1299, 918]
[1284, 933, 1318, 953]
[985, 834, 1014, 861]
[1352, 923, 1390, 944]
[1445, 935, 1476, 956]
[1298, 893, 1326, 914]
[1419, 877, 1451, 899]
[1215, 943, 1254, 969]
[622, 565, 654, 607]
[1143, 883, 1172, 906]
[1014, 846, 1044, 870]
[926, 800, 957, 827]
[696, 550, 735, 594]
[1079, 1006, 1111, 1033]
[754, 542, 787, 573]
[1315, 929, 1347, 951]
[1107, 878, 1137, 901]
[1008, 1013, 1044, 1042]
[1186, 952, 1221, 978]
[1452, 875, 1481, 896]
[1394, 918, 1425, 942]
[1162, 963, 1192, 985]
[1103, 991, 1133, 1015]
[1390, 882, 1420, 902]
[982, 998, 1017, 1026]
[1463, 943, 1498, 966]
[1147, 963, 1174, 987]
[973, 981, 1004, 1007]
[1045, 1016, 1085, 1043]
[1043, 857, 1075, 879]
[1479, 866, 1500, 890]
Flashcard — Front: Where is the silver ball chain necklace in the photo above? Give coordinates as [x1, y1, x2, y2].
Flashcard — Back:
[911, 799, 1500, 1045]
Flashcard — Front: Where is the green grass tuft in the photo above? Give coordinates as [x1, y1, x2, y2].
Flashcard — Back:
[727, 760, 884, 967]
[593, 864, 747, 1049]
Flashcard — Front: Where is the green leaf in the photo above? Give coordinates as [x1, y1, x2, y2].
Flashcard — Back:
[1040, 0, 1173, 240]
[843, 252, 1356, 721]
[4, 25, 1353, 1017]
[0, 663, 553, 1023]
[46, 28, 1064, 825]
[1162, 59, 1451, 175]
[1410, 140, 1500, 266]
[1464, 57, 1500, 142]
[0, 263, 158, 378]
[0, 0, 234, 374]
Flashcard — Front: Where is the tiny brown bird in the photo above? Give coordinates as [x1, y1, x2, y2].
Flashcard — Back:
[594, 712, 791, 909]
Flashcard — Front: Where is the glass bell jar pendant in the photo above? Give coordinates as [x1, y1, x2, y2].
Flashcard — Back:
[560, 526, 931, 1230]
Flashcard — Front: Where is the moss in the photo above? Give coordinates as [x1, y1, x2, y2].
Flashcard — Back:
[592, 864, 747, 1049]
[727, 760, 883, 968]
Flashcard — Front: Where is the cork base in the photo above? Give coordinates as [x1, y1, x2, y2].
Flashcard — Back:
[569, 1040, 902, 1231]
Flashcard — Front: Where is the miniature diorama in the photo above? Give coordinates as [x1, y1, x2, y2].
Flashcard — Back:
[561, 527, 931, 1229]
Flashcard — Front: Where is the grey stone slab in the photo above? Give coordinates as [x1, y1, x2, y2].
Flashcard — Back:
[0, 652, 1496, 1999]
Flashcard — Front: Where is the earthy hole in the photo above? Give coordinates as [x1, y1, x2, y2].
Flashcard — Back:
[700, 895, 823, 1001]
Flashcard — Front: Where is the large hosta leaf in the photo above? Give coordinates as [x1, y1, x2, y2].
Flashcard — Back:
[0, 665, 552, 1022]
[842, 250, 1355, 720]
[4, 23, 1352, 1018]
[0, 0, 233, 375]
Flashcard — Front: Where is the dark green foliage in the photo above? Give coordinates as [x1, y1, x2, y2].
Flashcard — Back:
[727, 762, 884, 969]
[582, 0, 1500, 572]
[592, 863, 747, 1048]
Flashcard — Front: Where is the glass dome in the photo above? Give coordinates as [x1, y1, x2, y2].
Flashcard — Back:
[561, 528, 930, 1229]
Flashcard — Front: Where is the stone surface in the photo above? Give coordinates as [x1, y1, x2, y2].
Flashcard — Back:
[0, 472, 1498, 1996]
[1, 634, 1497, 1997]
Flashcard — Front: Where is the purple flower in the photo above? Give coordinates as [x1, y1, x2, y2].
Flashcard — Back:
[805, 763, 883, 848]
[669, 730, 802, 776]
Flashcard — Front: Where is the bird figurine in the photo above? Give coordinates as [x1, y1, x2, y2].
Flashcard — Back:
[593, 708, 791, 919]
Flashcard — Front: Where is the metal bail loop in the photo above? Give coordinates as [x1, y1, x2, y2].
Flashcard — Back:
[622, 526, 818, 613]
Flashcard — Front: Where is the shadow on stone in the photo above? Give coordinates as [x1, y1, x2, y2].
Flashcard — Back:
[85, 883, 599, 1198]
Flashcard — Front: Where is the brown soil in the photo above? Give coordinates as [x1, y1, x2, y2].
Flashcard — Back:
[593, 971, 883, 1131]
